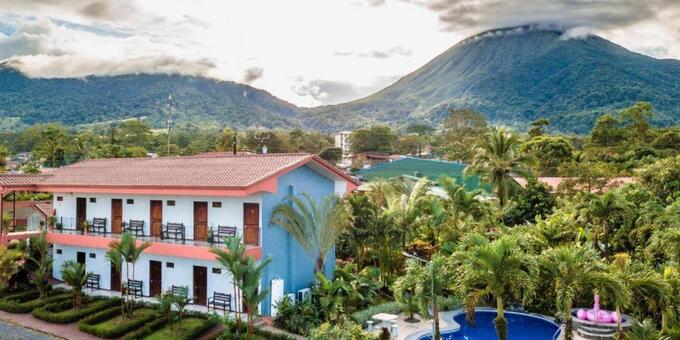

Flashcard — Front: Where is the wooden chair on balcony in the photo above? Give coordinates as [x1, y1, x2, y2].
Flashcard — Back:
[210, 225, 237, 245]
[163, 223, 185, 244]
[91, 218, 107, 234]
[124, 219, 145, 237]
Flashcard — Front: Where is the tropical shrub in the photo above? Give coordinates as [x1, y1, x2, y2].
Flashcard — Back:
[0, 289, 71, 313]
[274, 295, 322, 335]
[309, 321, 377, 340]
[79, 306, 158, 338]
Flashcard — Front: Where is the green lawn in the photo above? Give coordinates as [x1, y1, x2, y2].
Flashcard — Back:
[143, 317, 210, 340]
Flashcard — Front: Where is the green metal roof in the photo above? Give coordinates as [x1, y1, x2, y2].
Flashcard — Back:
[356, 157, 491, 192]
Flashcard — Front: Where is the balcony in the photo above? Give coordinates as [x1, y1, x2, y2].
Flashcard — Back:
[49, 219, 262, 261]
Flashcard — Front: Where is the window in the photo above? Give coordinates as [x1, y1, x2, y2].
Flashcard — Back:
[89, 253, 96, 259]
[212, 268, 221, 274]
[212, 202, 222, 208]
[126, 199, 134, 205]
[56, 249, 62, 254]
[56, 196, 63, 201]
[89, 197, 96, 203]
[166, 262, 174, 268]
[167, 200, 175, 206]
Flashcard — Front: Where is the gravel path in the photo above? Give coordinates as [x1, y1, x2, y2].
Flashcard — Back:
[0, 320, 58, 340]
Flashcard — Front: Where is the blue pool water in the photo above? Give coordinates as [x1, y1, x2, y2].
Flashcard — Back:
[420, 310, 560, 340]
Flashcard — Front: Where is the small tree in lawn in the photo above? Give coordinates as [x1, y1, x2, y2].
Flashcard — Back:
[241, 255, 272, 337]
[172, 286, 191, 321]
[0, 245, 22, 291]
[211, 236, 246, 332]
[61, 260, 89, 308]
[117, 232, 150, 318]
[29, 230, 52, 298]
[105, 241, 125, 316]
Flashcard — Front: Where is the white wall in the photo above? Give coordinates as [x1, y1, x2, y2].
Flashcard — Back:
[53, 193, 261, 240]
[53, 245, 240, 308]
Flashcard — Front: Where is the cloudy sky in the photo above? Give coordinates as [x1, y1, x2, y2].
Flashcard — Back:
[1, 0, 679, 107]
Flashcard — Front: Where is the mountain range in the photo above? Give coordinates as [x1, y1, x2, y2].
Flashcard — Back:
[1, 26, 680, 133]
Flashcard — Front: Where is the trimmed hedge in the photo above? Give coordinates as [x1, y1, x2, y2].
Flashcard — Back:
[79, 307, 158, 338]
[122, 315, 170, 340]
[0, 290, 71, 313]
[32, 297, 120, 323]
[350, 301, 404, 327]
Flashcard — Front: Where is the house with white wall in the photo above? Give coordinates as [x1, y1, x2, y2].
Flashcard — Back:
[0, 153, 359, 316]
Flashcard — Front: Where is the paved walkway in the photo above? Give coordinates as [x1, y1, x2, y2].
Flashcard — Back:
[0, 320, 57, 340]
[0, 310, 99, 340]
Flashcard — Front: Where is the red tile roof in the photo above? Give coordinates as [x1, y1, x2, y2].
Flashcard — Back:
[15, 153, 356, 190]
[0, 174, 50, 190]
[33, 201, 55, 217]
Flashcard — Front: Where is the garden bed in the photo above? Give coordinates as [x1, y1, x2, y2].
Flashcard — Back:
[32, 297, 120, 323]
[79, 306, 159, 338]
[0, 289, 71, 313]
[142, 316, 215, 340]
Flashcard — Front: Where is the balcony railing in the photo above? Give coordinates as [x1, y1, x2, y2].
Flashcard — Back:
[52, 217, 259, 247]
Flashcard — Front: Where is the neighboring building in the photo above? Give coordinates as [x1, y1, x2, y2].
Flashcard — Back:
[0, 153, 359, 316]
[512, 176, 635, 194]
[349, 152, 391, 169]
[0, 200, 53, 231]
[333, 131, 353, 157]
[356, 157, 491, 193]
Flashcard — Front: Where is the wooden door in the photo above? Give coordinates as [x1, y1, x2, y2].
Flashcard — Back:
[77, 252, 86, 267]
[110, 262, 121, 291]
[149, 260, 162, 297]
[193, 202, 208, 241]
[111, 199, 123, 234]
[193, 266, 207, 306]
[243, 203, 260, 245]
[150, 200, 163, 237]
[76, 197, 87, 231]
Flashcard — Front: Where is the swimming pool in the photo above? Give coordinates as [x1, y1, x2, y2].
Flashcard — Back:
[419, 310, 561, 340]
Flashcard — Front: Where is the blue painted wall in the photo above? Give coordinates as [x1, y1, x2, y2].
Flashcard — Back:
[260, 165, 336, 315]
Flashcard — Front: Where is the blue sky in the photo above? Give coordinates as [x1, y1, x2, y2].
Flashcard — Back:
[0, 0, 678, 107]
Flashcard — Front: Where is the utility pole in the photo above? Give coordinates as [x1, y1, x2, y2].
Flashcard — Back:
[254, 130, 270, 154]
[166, 95, 173, 156]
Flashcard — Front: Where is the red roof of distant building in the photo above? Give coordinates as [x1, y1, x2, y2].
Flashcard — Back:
[512, 176, 635, 193]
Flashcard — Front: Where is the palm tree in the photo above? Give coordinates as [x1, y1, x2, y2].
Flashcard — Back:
[271, 193, 353, 274]
[29, 230, 52, 298]
[240, 256, 272, 336]
[609, 254, 670, 337]
[453, 235, 538, 340]
[116, 232, 151, 318]
[540, 246, 623, 340]
[211, 236, 247, 329]
[583, 192, 632, 257]
[60, 261, 89, 308]
[106, 241, 125, 315]
[465, 127, 532, 208]
[438, 176, 486, 223]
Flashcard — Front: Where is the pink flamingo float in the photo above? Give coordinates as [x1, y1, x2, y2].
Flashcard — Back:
[576, 295, 619, 323]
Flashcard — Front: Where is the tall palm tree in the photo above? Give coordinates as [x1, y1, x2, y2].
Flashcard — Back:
[116, 232, 150, 318]
[106, 241, 125, 315]
[438, 176, 486, 223]
[240, 256, 272, 336]
[465, 127, 532, 208]
[60, 260, 89, 308]
[211, 236, 247, 328]
[540, 246, 624, 340]
[271, 193, 353, 274]
[609, 254, 670, 337]
[29, 230, 52, 298]
[453, 235, 538, 340]
[583, 192, 632, 257]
